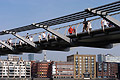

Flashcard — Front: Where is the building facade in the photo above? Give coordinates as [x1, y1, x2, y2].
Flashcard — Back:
[52, 61, 74, 79]
[7, 55, 19, 61]
[97, 54, 105, 63]
[96, 62, 118, 79]
[67, 54, 96, 79]
[97, 54, 120, 63]
[31, 60, 53, 78]
[0, 59, 31, 78]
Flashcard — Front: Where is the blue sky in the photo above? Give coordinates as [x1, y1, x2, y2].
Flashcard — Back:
[0, 0, 120, 61]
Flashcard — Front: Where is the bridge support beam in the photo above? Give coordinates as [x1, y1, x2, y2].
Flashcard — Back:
[0, 40, 14, 51]
[85, 8, 120, 27]
[33, 24, 71, 43]
[3, 31, 37, 48]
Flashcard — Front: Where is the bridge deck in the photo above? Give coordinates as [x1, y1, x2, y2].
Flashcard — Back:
[0, 26, 120, 55]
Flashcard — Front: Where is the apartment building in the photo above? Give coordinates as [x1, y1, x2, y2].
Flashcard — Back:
[31, 60, 53, 78]
[0, 56, 31, 78]
[96, 62, 118, 79]
[67, 53, 96, 79]
[52, 61, 74, 79]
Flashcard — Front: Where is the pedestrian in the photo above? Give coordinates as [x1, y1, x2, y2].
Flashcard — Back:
[51, 34, 55, 38]
[82, 18, 88, 32]
[47, 34, 50, 40]
[38, 34, 42, 43]
[29, 36, 33, 42]
[101, 18, 108, 31]
[108, 22, 113, 27]
[73, 27, 76, 34]
[9, 38, 12, 46]
[87, 21, 92, 33]
[42, 32, 46, 39]
[26, 33, 29, 39]
[68, 26, 73, 35]
[7, 39, 10, 45]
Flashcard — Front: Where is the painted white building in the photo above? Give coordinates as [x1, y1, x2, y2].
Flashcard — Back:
[0, 56, 31, 78]
[98, 54, 120, 63]
[105, 54, 120, 63]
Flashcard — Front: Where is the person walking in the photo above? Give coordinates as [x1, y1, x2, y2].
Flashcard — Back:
[42, 32, 46, 39]
[7, 39, 10, 45]
[101, 18, 108, 31]
[26, 33, 29, 39]
[73, 27, 76, 34]
[9, 38, 12, 46]
[108, 22, 113, 27]
[47, 34, 50, 40]
[82, 18, 88, 32]
[38, 34, 42, 43]
[87, 21, 92, 34]
[29, 36, 33, 42]
[68, 26, 73, 35]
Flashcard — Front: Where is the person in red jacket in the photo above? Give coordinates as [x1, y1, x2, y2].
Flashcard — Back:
[68, 26, 73, 35]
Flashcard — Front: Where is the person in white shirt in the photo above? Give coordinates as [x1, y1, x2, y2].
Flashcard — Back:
[9, 38, 12, 46]
[87, 21, 92, 33]
[29, 36, 33, 42]
[101, 19, 108, 31]
[42, 32, 46, 39]
[38, 34, 42, 42]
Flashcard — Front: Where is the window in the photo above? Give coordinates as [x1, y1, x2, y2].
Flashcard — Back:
[91, 57, 94, 59]
[80, 75, 82, 78]
[98, 76, 102, 78]
[104, 76, 107, 78]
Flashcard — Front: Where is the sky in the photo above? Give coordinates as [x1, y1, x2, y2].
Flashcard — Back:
[0, 0, 120, 61]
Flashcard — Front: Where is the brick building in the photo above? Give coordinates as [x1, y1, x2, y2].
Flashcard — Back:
[67, 53, 96, 79]
[52, 61, 74, 79]
[96, 62, 118, 79]
[31, 61, 53, 78]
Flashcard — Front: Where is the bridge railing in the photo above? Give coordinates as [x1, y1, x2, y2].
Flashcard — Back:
[0, 12, 120, 48]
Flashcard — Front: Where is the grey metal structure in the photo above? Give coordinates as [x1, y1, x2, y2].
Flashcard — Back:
[3, 31, 37, 48]
[33, 24, 71, 43]
[85, 8, 120, 27]
[1, 26, 120, 54]
[0, 40, 14, 51]
[44, 27, 71, 43]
